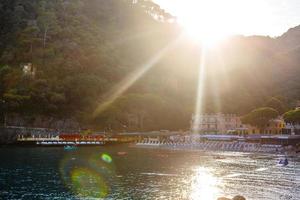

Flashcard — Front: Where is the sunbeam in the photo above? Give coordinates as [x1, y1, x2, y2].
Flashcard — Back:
[192, 47, 207, 133]
[208, 48, 232, 113]
[93, 35, 182, 118]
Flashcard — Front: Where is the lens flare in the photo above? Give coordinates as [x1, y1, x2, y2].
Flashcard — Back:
[60, 155, 87, 188]
[101, 153, 112, 164]
[60, 151, 116, 199]
[71, 167, 109, 198]
[88, 153, 115, 177]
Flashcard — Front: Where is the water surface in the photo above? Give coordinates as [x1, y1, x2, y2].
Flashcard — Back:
[0, 145, 299, 200]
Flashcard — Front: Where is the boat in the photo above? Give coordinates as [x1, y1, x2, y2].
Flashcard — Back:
[277, 157, 288, 166]
[64, 145, 78, 151]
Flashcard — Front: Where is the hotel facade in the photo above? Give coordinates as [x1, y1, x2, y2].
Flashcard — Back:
[191, 113, 243, 134]
[191, 113, 290, 135]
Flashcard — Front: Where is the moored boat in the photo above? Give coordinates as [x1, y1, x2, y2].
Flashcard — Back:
[64, 145, 78, 151]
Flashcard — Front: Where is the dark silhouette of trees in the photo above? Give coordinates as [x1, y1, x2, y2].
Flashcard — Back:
[241, 107, 279, 128]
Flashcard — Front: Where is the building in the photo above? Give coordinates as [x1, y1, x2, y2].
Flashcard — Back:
[283, 123, 300, 135]
[191, 114, 288, 135]
[191, 113, 243, 134]
[264, 118, 286, 134]
[22, 63, 36, 77]
[282, 105, 300, 135]
[242, 118, 286, 135]
[191, 112, 300, 135]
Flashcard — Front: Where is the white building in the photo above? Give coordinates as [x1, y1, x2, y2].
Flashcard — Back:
[284, 123, 300, 135]
[22, 63, 36, 77]
[191, 113, 243, 134]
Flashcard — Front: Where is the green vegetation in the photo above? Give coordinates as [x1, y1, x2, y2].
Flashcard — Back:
[0, 0, 300, 131]
[265, 97, 286, 114]
[283, 109, 300, 125]
[80, 129, 93, 136]
[241, 107, 279, 128]
[0, 0, 185, 130]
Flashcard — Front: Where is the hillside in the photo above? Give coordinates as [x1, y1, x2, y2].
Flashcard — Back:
[0, 0, 300, 131]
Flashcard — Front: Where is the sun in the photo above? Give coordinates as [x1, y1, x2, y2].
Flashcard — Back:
[176, 0, 235, 47]
[156, 0, 274, 47]
[181, 17, 229, 48]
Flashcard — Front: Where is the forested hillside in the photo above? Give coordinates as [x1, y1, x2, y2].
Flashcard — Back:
[0, 0, 299, 131]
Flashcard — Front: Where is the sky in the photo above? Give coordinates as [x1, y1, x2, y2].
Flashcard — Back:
[154, 0, 300, 37]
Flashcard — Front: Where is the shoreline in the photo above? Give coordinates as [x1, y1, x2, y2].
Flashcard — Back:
[134, 141, 299, 155]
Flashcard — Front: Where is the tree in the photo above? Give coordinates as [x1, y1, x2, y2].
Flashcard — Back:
[17, 25, 41, 64]
[283, 109, 300, 135]
[266, 97, 285, 114]
[241, 107, 279, 128]
[1, 0, 300, 131]
[80, 129, 93, 136]
[283, 109, 300, 124]
[36, 1, 59, 66]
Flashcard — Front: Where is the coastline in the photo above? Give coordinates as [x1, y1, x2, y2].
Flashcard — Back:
[134, 141, 299, 155]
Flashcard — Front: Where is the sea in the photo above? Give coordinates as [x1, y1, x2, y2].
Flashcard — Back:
[0, 145, 299, 200]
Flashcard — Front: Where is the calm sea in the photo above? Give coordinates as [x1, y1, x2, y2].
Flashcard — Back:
[0, 145, 299, 200]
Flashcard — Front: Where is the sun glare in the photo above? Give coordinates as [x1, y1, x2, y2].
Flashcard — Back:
[190, 167, 221, 200]
[178, 1, 231, 47]
[157, 0, 274, 47]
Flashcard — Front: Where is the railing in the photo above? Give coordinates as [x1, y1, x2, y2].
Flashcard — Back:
[136, 140, 284, 153]
[17, 135, 121, 142]
[17, 135, 60, 141]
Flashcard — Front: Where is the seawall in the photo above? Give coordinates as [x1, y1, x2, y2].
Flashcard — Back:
[0, 127, 58, 144]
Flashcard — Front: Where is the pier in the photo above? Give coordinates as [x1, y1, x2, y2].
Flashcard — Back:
[16, 134, 122, 146]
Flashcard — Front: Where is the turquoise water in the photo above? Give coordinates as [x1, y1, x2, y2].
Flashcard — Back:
[0, 145, 299, 200]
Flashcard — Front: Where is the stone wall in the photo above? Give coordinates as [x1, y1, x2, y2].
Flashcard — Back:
[0, 127, 59, 144]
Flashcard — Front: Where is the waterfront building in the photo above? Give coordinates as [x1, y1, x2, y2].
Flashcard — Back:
[243, 118, 286, 135]
[191, 113, 243, 134]
[191, 114, 288, 135]
[264, 118, 286, 134]
[282, 105, 300, 135]
[283, 123, 300, 135]
[22, 63, 36, 77]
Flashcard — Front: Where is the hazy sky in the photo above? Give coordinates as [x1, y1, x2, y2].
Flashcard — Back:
[155, 0, 300, 37]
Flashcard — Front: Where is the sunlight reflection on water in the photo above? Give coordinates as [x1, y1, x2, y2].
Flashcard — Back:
[0, 147, 299, 200]
[190, 167, 221, 200]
